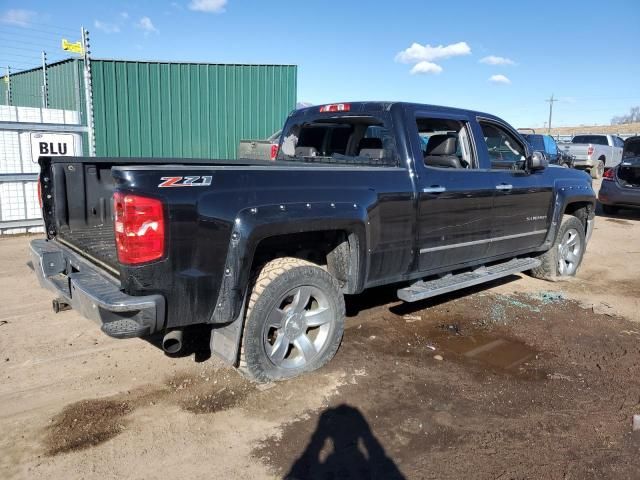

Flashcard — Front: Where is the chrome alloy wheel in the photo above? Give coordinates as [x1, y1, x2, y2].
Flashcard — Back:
[262, 285, 335, 369]
[557, 228, 582, 275]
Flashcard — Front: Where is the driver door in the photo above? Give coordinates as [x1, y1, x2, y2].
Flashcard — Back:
[477, 119, 553, 257]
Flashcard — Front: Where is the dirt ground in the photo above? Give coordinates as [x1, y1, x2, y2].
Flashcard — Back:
[1, 195, 639, 479]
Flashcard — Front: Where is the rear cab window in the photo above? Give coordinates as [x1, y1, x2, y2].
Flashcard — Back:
[572, 135, 609, 145]
[278, 106, 399, 167]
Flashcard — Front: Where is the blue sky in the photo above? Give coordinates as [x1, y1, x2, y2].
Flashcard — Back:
[1, 0, 639, 128]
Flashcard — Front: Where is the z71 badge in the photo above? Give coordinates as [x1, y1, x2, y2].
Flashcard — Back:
[158, 176, 212, 188]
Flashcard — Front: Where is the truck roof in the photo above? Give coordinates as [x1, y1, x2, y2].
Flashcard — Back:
[295, 101, 504, 123]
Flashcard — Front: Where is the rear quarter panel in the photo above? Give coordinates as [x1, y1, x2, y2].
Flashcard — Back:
[113, 164, 415, 328]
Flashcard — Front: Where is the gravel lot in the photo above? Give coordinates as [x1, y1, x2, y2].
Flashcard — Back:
[1, 195, 639, 479]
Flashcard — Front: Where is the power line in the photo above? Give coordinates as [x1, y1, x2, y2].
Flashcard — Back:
[0, 23, 78, 36]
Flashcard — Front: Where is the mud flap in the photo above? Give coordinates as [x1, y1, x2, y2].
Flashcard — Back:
[209, 295, 247, 365]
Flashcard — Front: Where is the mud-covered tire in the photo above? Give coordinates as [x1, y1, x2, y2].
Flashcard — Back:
[601, 204, 619, 215]
[591, 159, 605, 179]
[238, 257, 345, 383]
[529, 215, 586, 281]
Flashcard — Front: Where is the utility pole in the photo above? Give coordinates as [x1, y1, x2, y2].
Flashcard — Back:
[81, 26, 96, 156]
[41, 51, 48, 108]
[546, 94, 558, 134]
[5, 65, 11, 106]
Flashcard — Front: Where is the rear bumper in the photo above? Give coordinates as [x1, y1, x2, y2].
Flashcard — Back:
[572, 158, 596, 169]
[30, 239, 165, 338]
[598, 181, 640, 207]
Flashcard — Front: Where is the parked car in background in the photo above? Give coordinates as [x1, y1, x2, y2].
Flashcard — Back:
[598, 136, 640, 214]
[238, 130, 282, 160]
[560, 134, 624, 179]
[521, 133, 574, 168]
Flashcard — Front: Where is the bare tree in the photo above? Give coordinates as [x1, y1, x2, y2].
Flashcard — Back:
[611, 106, 640, 125]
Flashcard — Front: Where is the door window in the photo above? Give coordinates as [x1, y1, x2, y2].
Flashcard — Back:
[415, 117, 476, 169]
[479, 121, 526, 169]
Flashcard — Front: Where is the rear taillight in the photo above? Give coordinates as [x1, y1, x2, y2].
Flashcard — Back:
[113, 192, 165, 265]
[602, 168, 615, 181]
[37, 176, 43, 209]
[587, 145, 594, 156]
[270, 144, 279, 160]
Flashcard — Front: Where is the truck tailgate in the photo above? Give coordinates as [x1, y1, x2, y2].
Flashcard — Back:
[562, 144, 590, 160]
[42, 158, 120, 273]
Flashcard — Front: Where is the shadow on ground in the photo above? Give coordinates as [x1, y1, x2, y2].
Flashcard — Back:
[285, 404, 405, 480]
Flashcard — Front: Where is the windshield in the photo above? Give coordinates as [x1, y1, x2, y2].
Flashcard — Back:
[572, 135, 608, 145]
[278, 113, 399, 166]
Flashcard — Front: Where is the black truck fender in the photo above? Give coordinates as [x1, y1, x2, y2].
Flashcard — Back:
[210, 201, 369, 325]
[540, 180, 596, 251]
[208, 201, 368, 364]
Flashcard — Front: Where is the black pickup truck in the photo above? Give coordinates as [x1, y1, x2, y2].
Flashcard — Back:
[31, 102, 596, 382]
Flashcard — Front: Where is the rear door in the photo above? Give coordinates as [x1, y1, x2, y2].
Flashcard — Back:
[475, 119, 553, 257]
[410, 110, 495, 272]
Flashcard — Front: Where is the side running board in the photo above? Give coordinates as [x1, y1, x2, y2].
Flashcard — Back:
[397, 257, 541, 303]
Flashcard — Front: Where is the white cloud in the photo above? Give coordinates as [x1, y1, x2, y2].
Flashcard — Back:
[136, 16, 158, 34]
[1, 9, 36, 26]
[489, 74, 511, 85]
[395, 41, 471, 64]
[189, 0, 227, 13]
[410, 61, 443, 75]
[480, 55, 516, 66]
[120, 12, 129, 19]
[94, 20, 120, 34]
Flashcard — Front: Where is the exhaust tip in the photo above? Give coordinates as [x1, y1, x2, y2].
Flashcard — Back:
[162, 330, 183, 354]
[52, 298, 70, 313]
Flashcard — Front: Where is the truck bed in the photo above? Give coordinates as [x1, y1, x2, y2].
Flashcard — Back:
[39, 155, 384, 274]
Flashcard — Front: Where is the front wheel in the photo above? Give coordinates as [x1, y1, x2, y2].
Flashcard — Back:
[529, 215, 586, 281]
[239, 257, 345, 382]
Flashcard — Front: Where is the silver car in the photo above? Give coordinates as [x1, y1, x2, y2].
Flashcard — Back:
[598, 136, 640, 214]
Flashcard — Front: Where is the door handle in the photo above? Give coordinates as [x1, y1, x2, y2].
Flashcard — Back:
[423, 186, 446, 193]
[495, 184, 513, 191]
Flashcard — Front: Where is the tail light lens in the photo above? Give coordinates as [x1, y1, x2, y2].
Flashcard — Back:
[113, 192, 165, 265]
[602, 168, 615, 181]
[37, 176, 43, 209]
[270, 144, 279, 160]
[587, 145, 594, 156]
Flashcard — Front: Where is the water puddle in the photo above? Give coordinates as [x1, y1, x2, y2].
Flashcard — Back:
[427, 324, 538, 374]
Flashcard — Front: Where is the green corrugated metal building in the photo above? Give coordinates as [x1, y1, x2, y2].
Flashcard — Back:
[1, 58, 297, 159]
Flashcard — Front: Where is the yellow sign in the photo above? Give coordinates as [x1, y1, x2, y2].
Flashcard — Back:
[2, 75, 7, 84]
[61, 39, 83, 54]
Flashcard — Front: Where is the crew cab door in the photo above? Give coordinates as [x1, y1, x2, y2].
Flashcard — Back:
[475, 119, 553, 257]
[410, 111, 495, 272]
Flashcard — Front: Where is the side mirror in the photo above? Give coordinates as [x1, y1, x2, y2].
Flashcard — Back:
[527, 151, 548, 171]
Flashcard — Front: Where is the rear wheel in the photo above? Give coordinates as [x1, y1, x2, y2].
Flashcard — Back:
[239, 257, 345, 383]
[529, 215, 586, 281]
[591, 159, 605, 179]
[601, 204, 619, 215]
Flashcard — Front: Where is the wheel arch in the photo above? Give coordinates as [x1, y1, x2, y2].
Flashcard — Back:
[209, 202, 368, 326]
